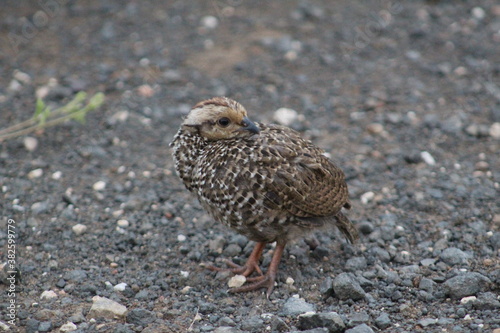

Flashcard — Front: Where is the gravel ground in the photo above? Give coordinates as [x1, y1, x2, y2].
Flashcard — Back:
[0, 1, 499, 332]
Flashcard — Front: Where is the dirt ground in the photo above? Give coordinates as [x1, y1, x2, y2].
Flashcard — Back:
[0, 1, 499, 332]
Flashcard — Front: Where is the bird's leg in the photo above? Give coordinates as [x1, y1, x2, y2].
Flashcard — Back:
[208, 242, 266, 277]
[229, 241, 286, 297]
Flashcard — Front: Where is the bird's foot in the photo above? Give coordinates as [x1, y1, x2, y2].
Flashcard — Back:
[207, 258, 263, 277]
[229, 271, 276, 298]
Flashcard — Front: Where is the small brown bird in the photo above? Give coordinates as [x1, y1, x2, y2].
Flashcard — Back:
[171, 97, 358, 296]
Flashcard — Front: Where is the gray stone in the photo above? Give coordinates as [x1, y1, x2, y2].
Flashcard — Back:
[89, 296, 127, 319]
[319, 276, 334, 296]
[63, 269, 88, 282]
[240, 316, 264, 332]
[333, 273, 366, 301]
[348, 312, 370, 326]
[291, 329, 329, 333]
[418, 278, 436, 293]
[126, 308, 155, 326]
[443, 272, 491, 299]
[223, 243, 242, 257]
[439, 247, 471, 266]
[38, 321, 53, 332]
[345, 323, 374, 333]
[298, 312, 345, 333]
[213, 327, 243, 333]
[345, 257, 368, 271]
[473, 292, 500, 310]
[369, 247, 391, 263]
[375, 312, 391, 329]
[418, 318, 437, 327]
[281, 296, 316, 316]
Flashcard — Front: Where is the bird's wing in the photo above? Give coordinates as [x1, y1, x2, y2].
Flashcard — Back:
[258, 125, 350, 218]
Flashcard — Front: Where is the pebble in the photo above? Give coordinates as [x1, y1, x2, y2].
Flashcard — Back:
[40, 290, 58, 300]
[490, 122, 500, 138]
[200, 15, 219, 29]
[345, 257, 368, 271]
[366, 123, 384, 135]
[31, 201, 50, 215]
[360, 191, 374, 204]
[418, 318, 437, 327]
[72, 224, 88, 236]
[126, 308, 155, 326]
[298, 312, 345, 333]
[471, 7, 485, 20]
[273, 107, 299, 126]
[89, 296, 127, 319]
[214, 327, 242, 333]
[473, 292, 500, 310]
[177, 234, 186, 242]
[333, 273, 366, 301]
[443, 272, 491, 299]
[281, 295, 316, 316]
[460, 296, 477, 304]
[240, 316, 264, 332]
[420, 151, 436, 166]
[439, 247, 470, 266]
[374, 312, 391, 329]
[52, 171, 62, 180]
[24, 137, 38, 151]
[28, 168, 43, 179]
[38, 321, 53, 332]
[92, 180, 106, 191]
[223, 243, 242, 257]
[227, 275, 246, 288]
[114, 283, 128, 291]
[63, 269, 88, 282]
[59, 322, 77, 332]
[345, 324, 374, 333]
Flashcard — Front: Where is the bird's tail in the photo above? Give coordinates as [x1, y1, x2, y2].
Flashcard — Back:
[335, 212, 359, 243]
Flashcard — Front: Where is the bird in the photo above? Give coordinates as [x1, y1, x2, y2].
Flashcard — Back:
[171, 97, 358, 296]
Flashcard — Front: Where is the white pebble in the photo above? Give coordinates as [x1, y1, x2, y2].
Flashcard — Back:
[28, 168, 43, 179]
[8, 79, 22, 92]
[23, 137, 38, 152]
[489, 122, 500, 139]
[286, 277, 295, 285]
[460, 296, 477, 304]
[40, 290, 58, 300]
[51, 171, 62, 180]
[463, 314, 472, 320]
[92, 180, 106, 191]
[420, 151, 436, 166]
[59, 322, 77, 332]
[117, 219, 129, 227]
[14, 70, 32, 84]
[181, 286, 192, 294]
[366, 123, 384, 135]
[113, 282, 128, 291]
[177, 234, 187, 242]
[360, 191, 375, 204]
[201, 15, 218, 29]
[228, 275, 246, 288]
[180, 271, 189, 278]
[273, 108, 298, 126]
[472, 7, 485, 20]
[72, 224, 88, 235]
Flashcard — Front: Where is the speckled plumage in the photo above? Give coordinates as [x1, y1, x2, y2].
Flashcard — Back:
[171, 97, 357, 295]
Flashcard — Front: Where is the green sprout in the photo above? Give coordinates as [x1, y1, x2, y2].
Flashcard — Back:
[0, 92, 105, 141]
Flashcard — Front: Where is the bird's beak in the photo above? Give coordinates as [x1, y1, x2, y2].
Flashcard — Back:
[239, 117, 260, 134]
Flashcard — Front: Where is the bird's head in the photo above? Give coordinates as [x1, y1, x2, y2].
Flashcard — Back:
[182, 97, 260, 141]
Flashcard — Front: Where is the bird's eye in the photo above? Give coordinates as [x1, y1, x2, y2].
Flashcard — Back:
[217, 117, 231, 127]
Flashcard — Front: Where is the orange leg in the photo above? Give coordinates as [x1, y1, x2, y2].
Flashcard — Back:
[229, 241, 286, 298]
[208, 242, 266, 277]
